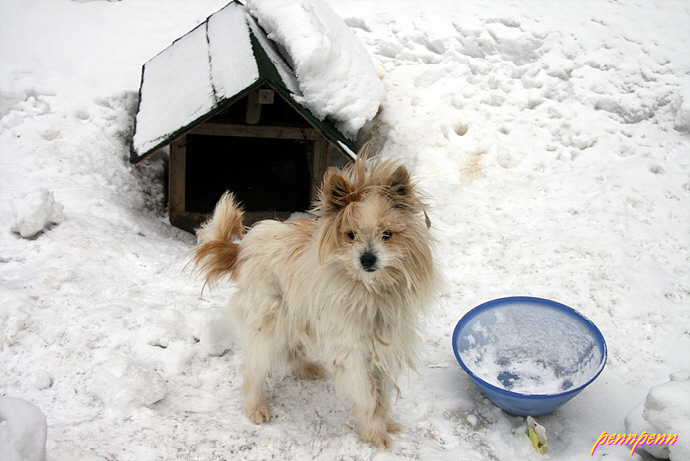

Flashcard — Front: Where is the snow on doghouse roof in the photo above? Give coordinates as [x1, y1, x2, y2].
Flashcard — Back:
[245, 0, 386, 139]
[130, 0, 384, 163]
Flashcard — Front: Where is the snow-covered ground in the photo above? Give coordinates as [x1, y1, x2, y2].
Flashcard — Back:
[1, 0, 689, 460]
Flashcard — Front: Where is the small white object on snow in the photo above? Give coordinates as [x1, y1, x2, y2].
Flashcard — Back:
[245, 0, 386, 139]
[0, 396, 48, 461]
[674, 89, 690, 133]
[625, 370, 690, 460]
[30, 371, 54, 391]
[187, 307, 235, 357]
[10, 189, 64, 238]
[90, 357, 167, 412]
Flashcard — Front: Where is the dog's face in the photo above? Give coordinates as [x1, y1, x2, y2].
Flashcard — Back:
[338, 193, 409, 285]
[315, 158, 433, 291]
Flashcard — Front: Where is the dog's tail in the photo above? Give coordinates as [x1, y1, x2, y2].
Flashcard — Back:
[191, 191, 244, 289]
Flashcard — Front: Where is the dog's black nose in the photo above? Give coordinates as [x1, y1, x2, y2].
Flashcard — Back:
[360, 251, 378, 272]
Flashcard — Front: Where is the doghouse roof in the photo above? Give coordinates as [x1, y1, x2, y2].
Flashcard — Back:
[130, 1, 356, 164]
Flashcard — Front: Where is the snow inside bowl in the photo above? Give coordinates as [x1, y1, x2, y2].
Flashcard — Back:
[452, 297, 606, 416]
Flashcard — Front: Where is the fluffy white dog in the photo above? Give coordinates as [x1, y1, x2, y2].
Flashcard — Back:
[192, 153, 438, 448]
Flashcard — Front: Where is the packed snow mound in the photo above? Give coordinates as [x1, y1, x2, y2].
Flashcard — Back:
[625, 370, 690, 460]
[10, 189, 64, 238]
[145, 307, 235, 358]
[674, 89, 690, 133]
[186, 308, 235, 357]
[0, 396, 47, 461]
[90, 357, 167, 412]
[245, 0, 386, 139]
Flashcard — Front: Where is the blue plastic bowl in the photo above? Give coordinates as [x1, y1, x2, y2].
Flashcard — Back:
[452, 297, 606, 416]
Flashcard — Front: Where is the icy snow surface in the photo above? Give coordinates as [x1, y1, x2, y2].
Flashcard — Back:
[1, 0, 689, 460]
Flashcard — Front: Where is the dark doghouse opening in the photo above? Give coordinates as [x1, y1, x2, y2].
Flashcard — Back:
[184, 135, 312, 215]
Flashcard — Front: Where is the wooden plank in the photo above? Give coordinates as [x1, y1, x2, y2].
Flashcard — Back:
[243, 210, 292, 224]
[169, 135, 186, 226]
[171, 209, 294, 234]
[170, 211, 206, 234]
[245, 90, 261, 124]
[312, 139, 329, 198]
[189, 123, 322, 140]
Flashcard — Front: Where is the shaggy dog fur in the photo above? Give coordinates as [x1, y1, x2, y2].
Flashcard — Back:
[191, 152, 437, 449]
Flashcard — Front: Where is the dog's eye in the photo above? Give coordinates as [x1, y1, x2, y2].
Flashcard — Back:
[382, 231, 393, 241]
[346, 231, 356, 241]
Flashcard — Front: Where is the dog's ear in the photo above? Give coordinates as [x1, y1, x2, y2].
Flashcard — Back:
[387, 165, 414, 209]
[316, 169, 352, 264]
[321, 169, 353, 214]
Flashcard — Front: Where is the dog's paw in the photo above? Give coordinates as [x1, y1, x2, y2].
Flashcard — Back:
[245, 404, 271, 424]
[361, 427, 392, 450]
[295, 361, 326, 379]
[386, 419, 403, 434]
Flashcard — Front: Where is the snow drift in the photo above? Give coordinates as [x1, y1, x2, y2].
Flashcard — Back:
[0, 397, 48, 461]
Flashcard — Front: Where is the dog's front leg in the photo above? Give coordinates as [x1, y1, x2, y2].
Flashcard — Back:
[240, 327, 278, 424]
[333, 354, 396, 449]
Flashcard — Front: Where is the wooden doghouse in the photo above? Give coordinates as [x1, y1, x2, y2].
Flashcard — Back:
[130, 1, 356, 233]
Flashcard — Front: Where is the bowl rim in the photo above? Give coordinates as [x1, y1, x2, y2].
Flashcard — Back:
[452, 296, 607, 399]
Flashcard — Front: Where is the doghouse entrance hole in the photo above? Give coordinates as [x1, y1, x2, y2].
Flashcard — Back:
[184, 135, 312, 215]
